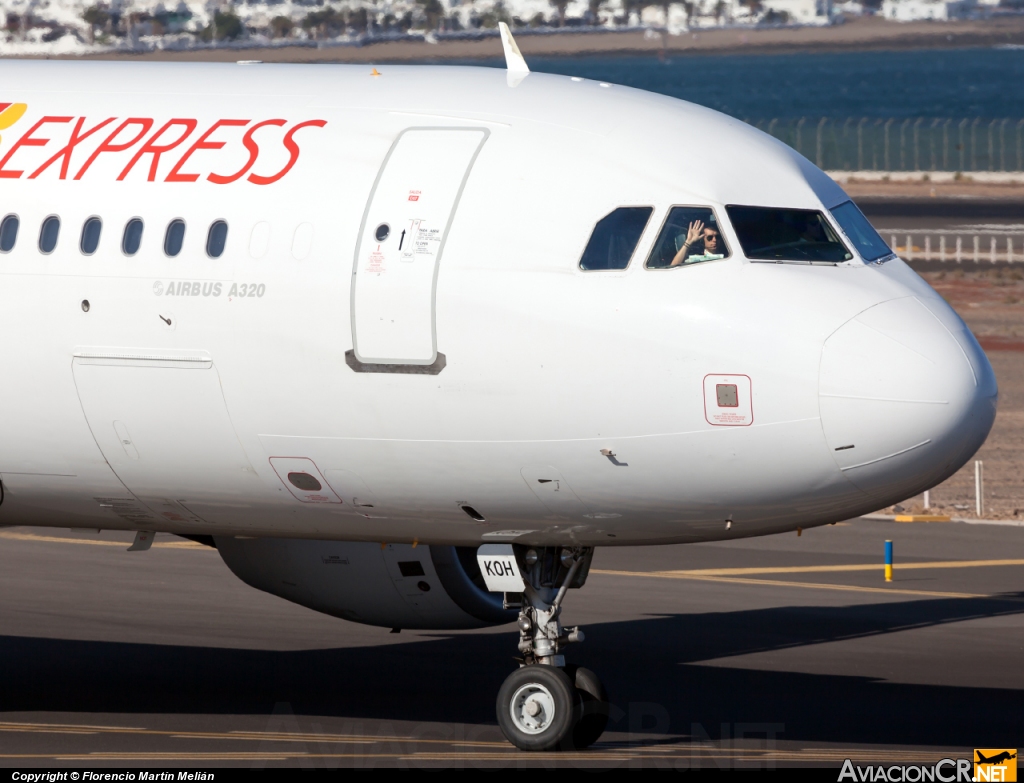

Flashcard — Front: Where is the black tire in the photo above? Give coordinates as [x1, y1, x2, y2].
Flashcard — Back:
[564, 665, 610, 750]
[497, 665, 577, 751]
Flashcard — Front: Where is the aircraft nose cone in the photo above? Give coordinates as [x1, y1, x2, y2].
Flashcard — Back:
[819, 296, 997, 501]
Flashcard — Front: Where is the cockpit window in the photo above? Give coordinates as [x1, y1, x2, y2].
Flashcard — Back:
[579, 207, 652, 271]
[829, 200, 893, 262]
[646, 206, 730, 269]
[726, 205, 852, 263]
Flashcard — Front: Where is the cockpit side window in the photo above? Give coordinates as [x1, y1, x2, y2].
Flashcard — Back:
[829, 200, 894, 262]
[579, 207, 653, 271]
[726, 205, 853, 264]
[646, 206, 730, 269]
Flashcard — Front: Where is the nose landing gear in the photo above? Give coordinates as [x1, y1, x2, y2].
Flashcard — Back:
[496, 546, 609, 751]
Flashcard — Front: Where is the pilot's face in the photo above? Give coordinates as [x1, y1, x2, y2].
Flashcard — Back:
[703, 229, 719, 252]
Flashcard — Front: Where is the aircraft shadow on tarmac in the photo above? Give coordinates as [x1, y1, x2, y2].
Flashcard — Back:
[3, 593, 1022, 748]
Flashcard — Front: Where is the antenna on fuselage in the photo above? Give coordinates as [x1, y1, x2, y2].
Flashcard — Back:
[499, 22, 529, 87]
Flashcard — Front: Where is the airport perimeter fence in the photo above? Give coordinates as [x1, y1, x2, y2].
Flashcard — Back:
[748, 117, 1024, 173]
[889, 233, 1022, 265]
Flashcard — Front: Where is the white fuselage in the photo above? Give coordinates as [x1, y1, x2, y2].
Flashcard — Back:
[0, 61, 997, 548]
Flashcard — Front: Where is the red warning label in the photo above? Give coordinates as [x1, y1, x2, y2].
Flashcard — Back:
[703, 374, 753, 427]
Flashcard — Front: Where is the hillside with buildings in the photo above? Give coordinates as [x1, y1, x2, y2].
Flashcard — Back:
[0, 0, 1015, 55]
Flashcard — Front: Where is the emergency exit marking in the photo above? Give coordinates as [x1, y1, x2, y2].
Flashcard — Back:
[408, 190, 421, 201]
[703, 374, 752, 427]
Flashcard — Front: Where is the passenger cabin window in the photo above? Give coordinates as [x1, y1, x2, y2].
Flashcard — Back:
[80, 217, 102, 255]
[726, 205, 852, 263]
[122, 218, 144, 256]
[39, 216, 60, 254]
[646, 206, 730, 268]
[0, 214, 18, 252]
[579, 207, 652, 270]
[164, 219, 185, 257]
[830, 201, 893, 262]
[206, 220, 228, 258]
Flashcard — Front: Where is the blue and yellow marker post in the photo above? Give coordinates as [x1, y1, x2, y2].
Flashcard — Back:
[885, 540, 893, 582]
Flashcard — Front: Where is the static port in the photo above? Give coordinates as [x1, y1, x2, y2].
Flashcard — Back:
[417, 581, 431, 592]
[81, 300, 90, 312]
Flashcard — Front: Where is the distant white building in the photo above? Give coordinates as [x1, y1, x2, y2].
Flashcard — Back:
[880, 0, 977, 20]
[761, 0, 831, 24]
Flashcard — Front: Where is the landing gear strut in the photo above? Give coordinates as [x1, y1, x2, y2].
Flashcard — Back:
[496, 546, 609, 751]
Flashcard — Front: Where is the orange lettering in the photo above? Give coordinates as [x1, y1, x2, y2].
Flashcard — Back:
[207, 119, 285, 185]
[74, 118, 154, 180]
[0, 116, 72, 179]
[166, 119, 249, 183]
[28, 117, 115, 180]
[118, 119, 197, 181]
[248, 120, 327, 186]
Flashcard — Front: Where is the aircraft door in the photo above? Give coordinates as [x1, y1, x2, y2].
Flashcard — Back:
[351, 128, 488, 369]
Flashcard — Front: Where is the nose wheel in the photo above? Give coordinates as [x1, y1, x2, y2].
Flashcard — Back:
[565, 664, 610, 749]
[497, 664, 609, 751]
[494, 546, 609, 751]
[498, 665, 576, 750]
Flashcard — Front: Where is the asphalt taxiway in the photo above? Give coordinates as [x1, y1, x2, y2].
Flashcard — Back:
[0, 518, 1021, 768]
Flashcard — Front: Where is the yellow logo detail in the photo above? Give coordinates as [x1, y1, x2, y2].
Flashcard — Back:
[0, 102, 28, 146]
[975, 749, 1017, 782]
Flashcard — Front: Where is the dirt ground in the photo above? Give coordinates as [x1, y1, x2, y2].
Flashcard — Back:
[843, 179, 1024, 203]
[887, 268, 1024, 519]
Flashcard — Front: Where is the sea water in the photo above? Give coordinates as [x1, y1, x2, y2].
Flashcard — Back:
[443, 47, 1024, 120]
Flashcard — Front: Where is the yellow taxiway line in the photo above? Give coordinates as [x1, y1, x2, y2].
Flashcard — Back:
[591, 569, 987, 599]
[0, 721, 968, 763]
[646, 559, 1024, 576]
[0, 531, 210, 550]
[0, 749, 964, 763]
[4, 530, 1021, 600]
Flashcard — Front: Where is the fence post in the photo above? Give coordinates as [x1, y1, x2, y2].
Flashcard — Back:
[974, 235, 980, 263]
[1000, 118, 1008, 171]
[796, 117, 806, 158]
[1018, 119, 1024, 172]
[940, 235, 946, 261]
[943, 118, 951, 170]
[971, 118, 980, 171]
[959, 118, 968, 172]
[906, 235, 913, 261]
[913, 117, 923, 171]
[768, 117, 778, 139]
[1010, 237, 1015, 264]
[858, 117, 867, 171]
[891, 234, 898, 253]
[816, 117, 827, 169]
[975, 460, 984, 517]
[991, 237, 997, 264]
[900, 118, 910, 170]
[925, 235, 931, 259]
[842, 117, 853, 170]
[956, 236, 962, 263]
[885, 118, 894, 171]
[989, 119, 997, 172]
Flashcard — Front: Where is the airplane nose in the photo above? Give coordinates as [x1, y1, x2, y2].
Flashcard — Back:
[819, 295, 997, 501]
